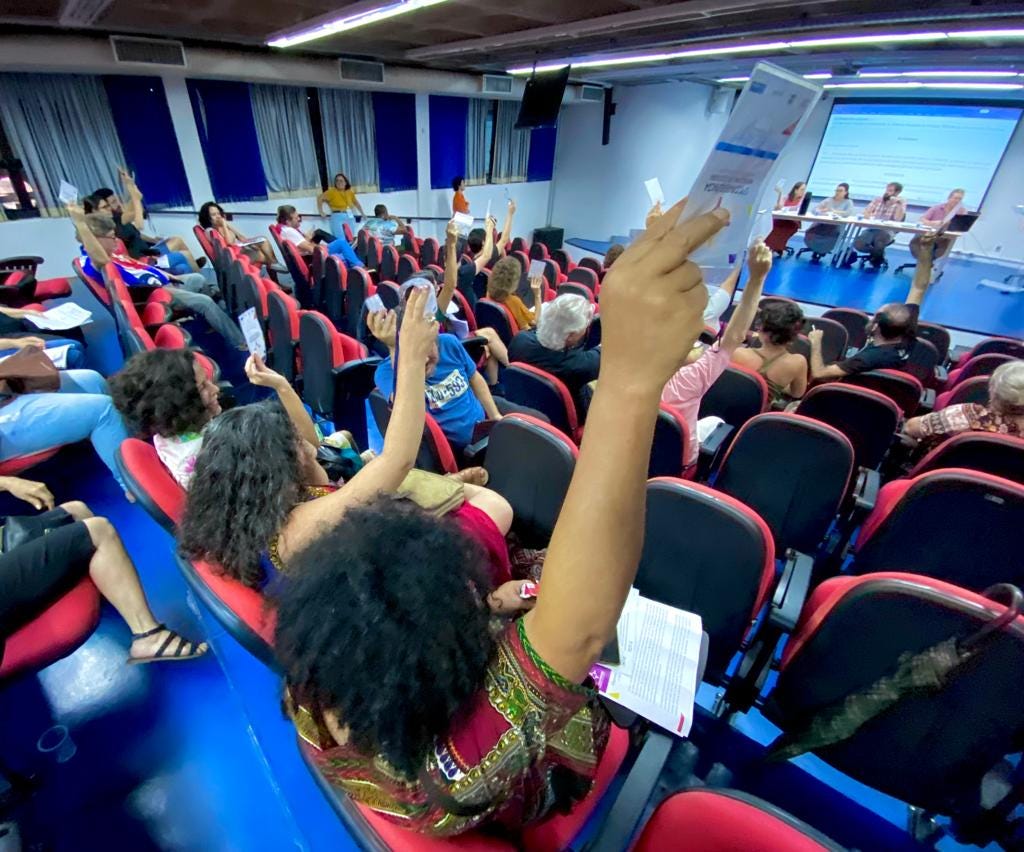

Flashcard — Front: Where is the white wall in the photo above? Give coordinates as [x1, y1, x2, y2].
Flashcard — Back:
[549, 80, 729, 242]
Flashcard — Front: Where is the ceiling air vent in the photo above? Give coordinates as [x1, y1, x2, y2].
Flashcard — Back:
[482, 74, 513, 95]
[340, 59, 385, 84]
[110, 36, 187, 67]
[579, 85, 605, 103]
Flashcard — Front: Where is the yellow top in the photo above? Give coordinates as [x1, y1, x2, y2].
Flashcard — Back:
[323, 186, 356, 211]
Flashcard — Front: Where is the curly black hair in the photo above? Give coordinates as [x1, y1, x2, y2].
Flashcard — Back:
[178, 402, 303, 588]
[110, 349, 211, 438]
[758, 301, 805, 346]
[198, 201, 224, 230]
[274, 496, 497, 778]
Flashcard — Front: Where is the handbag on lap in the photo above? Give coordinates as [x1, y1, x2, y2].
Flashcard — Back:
[395, 469, 464, 517]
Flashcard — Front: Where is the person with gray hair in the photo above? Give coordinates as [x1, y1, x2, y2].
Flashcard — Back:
[508, 293, 599, 408]
[905, 359, 1024, 445]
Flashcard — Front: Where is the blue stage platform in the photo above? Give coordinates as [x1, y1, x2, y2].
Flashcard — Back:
[567, 238, 1024, 340]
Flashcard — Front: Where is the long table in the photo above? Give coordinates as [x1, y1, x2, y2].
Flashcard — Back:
[772, 211, 968, 269]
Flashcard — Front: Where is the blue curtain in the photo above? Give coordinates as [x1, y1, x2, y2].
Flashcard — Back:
[103, 76, 190, 208]
[187, 79, 267, 202]
[527, 125, 558, 182]
[372, 92, 417, 192]
[429, 95, 468, 190]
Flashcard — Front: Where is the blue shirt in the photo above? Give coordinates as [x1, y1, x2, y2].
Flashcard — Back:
[80, 246, 170, 287]
[374, 333, 484, 447]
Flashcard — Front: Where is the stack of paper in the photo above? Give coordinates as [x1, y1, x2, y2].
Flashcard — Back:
[590, 589, 703, 736]
[25, 303, 93, 331]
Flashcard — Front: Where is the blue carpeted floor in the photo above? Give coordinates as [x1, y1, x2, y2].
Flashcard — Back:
[568, 237, 1024, 339]
[0, 277, 1004, 850]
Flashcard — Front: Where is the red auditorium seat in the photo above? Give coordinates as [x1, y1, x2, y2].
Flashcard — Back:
[850, 468, 1024, 591]
[556, 282, 596, 304]
[908, 431, 1024, 482]
[115, 438, 186, 533]
[450, 291, 478, 332]
[698, 365, 769, 431]
[397, 253, 421, 284]
[237, 270, 271, 329]
[551, 248, 574, 276]
[419, 237, 439, 268]
[761, 572, 1024, 846]
[483, 414, 578, 547]
[821, 307, 870, 351]
[649, 405, 695, 480]
[379, 244, 399, 283]
[630, 788, 843, 852]
[637, 479, 777, 684]
[365, 236, 383, 273]
[566, 266, 599, 294]
[843, 368, 923, 417]
[954, 337, 1024, 367]
[945, 353, 1014, 390]
[801, 317, 848, 365]
[0, 448, 66, 477]
[715, 413, 854, 555]
[510, 237, 529, 255]
[528, 242, 549, 262]
[917, 321, 951, 364]
[577, 256, 604, 281]
[0, 578, 102, 682]
[266, 289, 304, 384]
[795, 384, 901, 470]
[901, 337, 944, 390]
[321, 255, 347, 330]
[0, 256, 72, 305]
[935, 375, 988, 410]
[345, 267, 375, 340]
[193, 225, 217, 266]
[474, 299, 519, 346]
[540, 258, 565, 290]
[72, 256, 111, 308]
[280, 241, 314, 308]
[176, 556, 277, 668]
[503, 363, 580, 443]
[376, 280, 401, 311]
[299, 311, 379, 445]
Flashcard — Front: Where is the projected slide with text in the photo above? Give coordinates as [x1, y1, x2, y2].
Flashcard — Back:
[806, 102, 1021, 209]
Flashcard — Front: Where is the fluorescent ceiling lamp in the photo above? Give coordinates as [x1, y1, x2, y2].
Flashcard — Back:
[948, 29, 1024, 39]
[859, 70, 1021, 78]
[717, 76, 750, 82]
[268, 0, 450, 48]
[825, 81, 1023, 91]
[803, 72, 833, 80]
[508, 27, 1024, 75]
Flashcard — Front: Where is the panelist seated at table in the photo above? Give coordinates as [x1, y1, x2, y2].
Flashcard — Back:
[910, 188, 967, 262]
[851, 182, 907, 268]
[764, 181, 807, 256]
[802, 183, 854, 259]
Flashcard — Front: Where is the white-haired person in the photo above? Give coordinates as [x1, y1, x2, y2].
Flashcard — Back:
[904, 360, 1024, 445]
[507, 293, 600, 411]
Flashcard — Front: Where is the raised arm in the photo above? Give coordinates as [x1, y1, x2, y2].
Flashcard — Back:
[522, 199, 729, 682]
[496, 200, 516, 257]
[437, 220, 460, 315]
[353, 196, 365, 217]
[474, 216, 496, 274]
[528, 275, 544, 324]
[721, 240, 770, 353]
[291, 290, 434, 527]
[316, 191, 329, 218]
[67, 203, 111, 267]
[906, 232, 936, 307]
[245, 355, 319, 448]
[119, 168, 145, 230]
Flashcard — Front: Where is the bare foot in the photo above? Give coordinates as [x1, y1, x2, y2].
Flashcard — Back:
[446, 467, 489, 486]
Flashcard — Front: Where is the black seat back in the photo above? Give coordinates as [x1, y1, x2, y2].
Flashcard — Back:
[917, 322, 951, 363]
[484, 414, 577, 547]
[567, 267, 599, 293]
[323, 255, 347, 330]
[716, 413, 854, 554]
[955, 353, 1015, 387]
[699, 366, 768, 429]
[766, 573, 1024, 816]
[419, 237, 439, 268]
[380, 245, 399, 283]
[637, 479, 774, 683]
[345, 268, 372, 338]
[901, 337, 941, 388]
[309, 247, 327, 311]
[854, 469, 1024, 591]
[649, 406, 689, 478]
[843, 369, 923, 417]
[822, 308, 870, 351]
[802, 317, 848, 365]
[796, 384, 900, 470]
[910, 433, 1024, 482]
[503, 364, 577, 439]
[266, 290, 300, 384]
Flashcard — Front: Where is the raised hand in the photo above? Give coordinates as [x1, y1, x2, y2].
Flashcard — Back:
[747, 238, 772, 280]
[367, 309, 397, 349]
[445, 219, 460, 243]
[807, 327, 824, 347]
[529, 275, 544, 294]
[244, 353, 288, 390]
[645, 201, 663, 229]
[599, 197, 729, 394]
[507, 199, 517, 215]
[398, 288, 438, 364]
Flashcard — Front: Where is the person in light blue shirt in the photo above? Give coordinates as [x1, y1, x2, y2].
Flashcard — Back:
[362, 204, 408, 248]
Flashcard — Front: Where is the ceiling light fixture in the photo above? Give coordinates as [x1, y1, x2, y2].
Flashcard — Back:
[508, 27, 1024, 75]
[717, 76, 750, 83]
[268, 0, 451, 48]
[859, 70, 1021, 78]
[824, 81, 1023, 91]
[717, 72, 832, 84]
[803, 72, 833, 80]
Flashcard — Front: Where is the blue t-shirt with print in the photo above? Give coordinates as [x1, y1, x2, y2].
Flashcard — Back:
[374, 333, 484, 447]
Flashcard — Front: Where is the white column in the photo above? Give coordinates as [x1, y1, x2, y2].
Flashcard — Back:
[161, 75, 214, 208]
[414, 93, 437, 239]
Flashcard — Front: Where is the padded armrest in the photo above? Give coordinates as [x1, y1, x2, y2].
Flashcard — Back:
[697, 421, 733, 480]
[934, 365, 948, 384]
[331, 357, 382, 399]
[463, 436, 489, 465]
[853, 467, 880, 513]
[769, 549, 814, 632]
[918, 387, 935, 414]
[460, 335, 488, 365]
